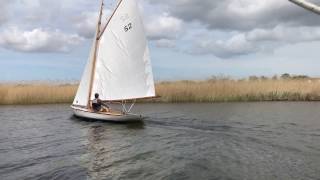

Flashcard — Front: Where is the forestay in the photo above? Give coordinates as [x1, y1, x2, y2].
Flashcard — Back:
[91, 0, 155, 101]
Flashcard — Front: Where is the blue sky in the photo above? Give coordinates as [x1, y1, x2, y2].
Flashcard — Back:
[1, 0, 320, 82]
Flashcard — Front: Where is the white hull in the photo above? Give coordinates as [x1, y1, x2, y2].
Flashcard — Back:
[72, 106, 142, 122]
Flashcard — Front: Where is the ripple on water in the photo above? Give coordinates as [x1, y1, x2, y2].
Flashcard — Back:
[0, 103, 320, 180]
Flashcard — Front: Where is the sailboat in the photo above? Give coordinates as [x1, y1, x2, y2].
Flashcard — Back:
[71, 0, 156, 122]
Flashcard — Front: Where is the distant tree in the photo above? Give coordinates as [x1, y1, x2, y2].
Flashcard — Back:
[208, 75, 231, 82]
[208, 75, 218, 82]
[260, 76, 268, 81]
[281, 73, 291, 79]
[238, 78, 246, 82]
[249, 76, 259, 81]
[292, 75, 309, 79]
[272, 75, 278, 80]
[217, 75, 231, 81]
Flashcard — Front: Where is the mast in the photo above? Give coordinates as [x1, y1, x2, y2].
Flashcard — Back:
[87, 0, 104, 108]
[98, 0, 124, 39]
[289, 0, 320, 15]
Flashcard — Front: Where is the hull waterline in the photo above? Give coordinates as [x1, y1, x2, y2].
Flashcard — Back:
[71, 106, 143, 122]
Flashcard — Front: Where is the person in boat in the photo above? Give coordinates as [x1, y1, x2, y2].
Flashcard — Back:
[92, 93, 110, 112]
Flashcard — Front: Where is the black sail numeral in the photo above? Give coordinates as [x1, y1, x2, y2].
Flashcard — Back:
[124, 23, 132, 32]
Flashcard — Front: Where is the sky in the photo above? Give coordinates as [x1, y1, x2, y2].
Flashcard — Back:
[1, 0, 320, 82]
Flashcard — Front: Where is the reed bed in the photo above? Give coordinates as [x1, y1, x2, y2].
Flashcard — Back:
[1, 79, 320, 105]
[0, 84, 77, 105]
[155, 79, 320, 103]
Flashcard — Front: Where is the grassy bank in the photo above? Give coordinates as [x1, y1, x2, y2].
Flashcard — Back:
[1, 79, 320, 105]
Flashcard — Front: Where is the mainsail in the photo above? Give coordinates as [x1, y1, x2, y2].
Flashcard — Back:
[73, 0, 155, 107]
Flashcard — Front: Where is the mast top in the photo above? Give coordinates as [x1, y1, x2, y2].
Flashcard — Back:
[98, 0, 124, 39]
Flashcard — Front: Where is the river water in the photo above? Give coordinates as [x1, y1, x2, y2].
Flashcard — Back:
[0, 103, 320, 180]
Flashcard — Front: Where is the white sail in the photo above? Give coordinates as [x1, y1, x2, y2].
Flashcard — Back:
[73, 35, 97, 107]
[91, 0, 155, 101]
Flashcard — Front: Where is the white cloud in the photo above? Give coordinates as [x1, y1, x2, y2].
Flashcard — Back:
[247, 25, 320, 43]
[190, 34, 257, 58]
[186, 25, 320, 58]
[0, 0, 13, 26]
[145, 13, 183, 40]
[155, 39, 176, 48]
[143, 0, 320, 58]
[147, 0, 320, 31]
[73, 11, 98, 39]
[2, 0, 320, 59]
[0, 27, 84, 53]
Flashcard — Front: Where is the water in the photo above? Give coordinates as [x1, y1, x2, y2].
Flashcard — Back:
[0, 103, 320, 180]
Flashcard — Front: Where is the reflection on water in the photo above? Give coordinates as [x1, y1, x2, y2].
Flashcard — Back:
[87, 121, 148, 180]
[0, 103, 320, 180]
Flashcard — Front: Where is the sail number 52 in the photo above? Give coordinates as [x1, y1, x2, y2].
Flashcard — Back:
[124, 23, 132, 32]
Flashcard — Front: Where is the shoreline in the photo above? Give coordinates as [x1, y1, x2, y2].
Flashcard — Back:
[1, 101, 320, 107]
[1, 79, 320, 105]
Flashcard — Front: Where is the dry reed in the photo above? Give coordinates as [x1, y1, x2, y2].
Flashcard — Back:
[0, 84, 77, 105]
[154, 79, 320, 103]
[1, 79, 320, 105]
